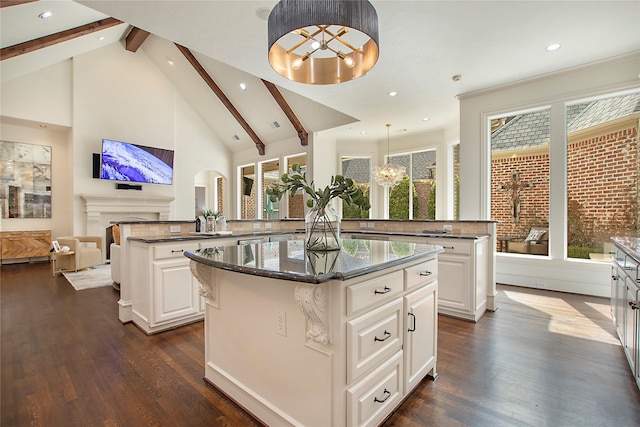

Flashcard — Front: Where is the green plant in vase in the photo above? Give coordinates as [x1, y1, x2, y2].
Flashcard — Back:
[266, 164, 370, 251]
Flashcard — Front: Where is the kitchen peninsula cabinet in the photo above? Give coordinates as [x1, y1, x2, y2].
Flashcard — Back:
[611, 237, 640, 390]
[186, 239, 442, 427]
[128, 236, 237, 334]
[346, 232, 489, 321]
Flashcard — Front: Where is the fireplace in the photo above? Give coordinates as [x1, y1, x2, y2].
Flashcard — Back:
[81, 194, 174, 239]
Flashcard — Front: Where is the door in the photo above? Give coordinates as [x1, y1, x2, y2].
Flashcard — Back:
[404, 281, 438, 394]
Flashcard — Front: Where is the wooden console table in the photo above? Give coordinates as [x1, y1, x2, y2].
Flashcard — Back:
[0, 230, 52, 263]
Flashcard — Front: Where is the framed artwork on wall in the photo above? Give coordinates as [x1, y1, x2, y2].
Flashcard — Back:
[0, 140, 52, 219]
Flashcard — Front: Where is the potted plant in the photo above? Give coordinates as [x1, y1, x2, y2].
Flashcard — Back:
[201, 209, 219, 232]
[266, 164, 370, 251]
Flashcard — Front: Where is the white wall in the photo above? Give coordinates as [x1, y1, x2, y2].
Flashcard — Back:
[1, 41, 231, 236]
[458, 53, 640, 297]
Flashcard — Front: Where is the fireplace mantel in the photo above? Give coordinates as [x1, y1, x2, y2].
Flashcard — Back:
[82, 194, 174, 237]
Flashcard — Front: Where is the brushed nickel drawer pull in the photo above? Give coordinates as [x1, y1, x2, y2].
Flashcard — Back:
[419, 271, 432, 277]
[374, 286, 391, 295]
[171, 249, 184, 253]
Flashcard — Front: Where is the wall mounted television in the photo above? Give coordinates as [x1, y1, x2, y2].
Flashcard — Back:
[100, 139, 174, 185]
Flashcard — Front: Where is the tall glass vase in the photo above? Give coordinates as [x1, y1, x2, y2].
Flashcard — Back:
[305, 204, 341, 251]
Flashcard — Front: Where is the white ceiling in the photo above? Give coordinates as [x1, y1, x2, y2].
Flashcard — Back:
[2, 0, 639, 153]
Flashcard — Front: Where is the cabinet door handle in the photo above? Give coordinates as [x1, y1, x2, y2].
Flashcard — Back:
[419, 271, 432, 277]
[374, 330, 391, 342]
[171, 249, 184, 253]
[374, 286, 391, 295]
[374, 388, 391, 404]
[630, 301, 639, 310]
[408, 312, 416, 332]
[443, 246, 454, 250]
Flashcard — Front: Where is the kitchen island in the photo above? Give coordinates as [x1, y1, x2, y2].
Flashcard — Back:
[185, 238, 443, 427]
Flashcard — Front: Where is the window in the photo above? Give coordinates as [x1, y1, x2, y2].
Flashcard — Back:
[566, 91, 639, 259]
[239, 164, 256, 219]
[386, 150, 436, 220]
[490, 108, 550, 256]
[284, 153, 307, 218]
[341, 156, 370, 218]
[260, 159, 280, 219]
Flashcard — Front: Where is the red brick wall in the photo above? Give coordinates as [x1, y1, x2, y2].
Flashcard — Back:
[567, 126, 638, 239]
[492, 124, 638, 246]
[492, 154, 550, 239]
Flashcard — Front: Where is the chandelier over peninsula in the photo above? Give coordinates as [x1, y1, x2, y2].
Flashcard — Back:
[374, 124, 406, 187]
[267, 0, 379, 85]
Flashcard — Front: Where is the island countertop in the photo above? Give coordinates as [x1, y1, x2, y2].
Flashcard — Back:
[184, 238, 443, 284]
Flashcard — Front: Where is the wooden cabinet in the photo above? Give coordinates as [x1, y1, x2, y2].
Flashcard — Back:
[0, 230, 51, 262]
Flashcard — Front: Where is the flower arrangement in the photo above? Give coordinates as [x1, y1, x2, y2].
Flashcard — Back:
[266, 164, 370, 251]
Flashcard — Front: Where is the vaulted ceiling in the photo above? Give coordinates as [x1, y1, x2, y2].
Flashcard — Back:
[2, 0, 639, 154]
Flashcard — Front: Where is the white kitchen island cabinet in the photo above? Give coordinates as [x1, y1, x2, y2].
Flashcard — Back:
[186, 239, 442, 427]
[346, 232, 489, 322]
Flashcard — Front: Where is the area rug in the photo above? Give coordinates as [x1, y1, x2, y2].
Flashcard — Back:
[62, 264, 113, 291]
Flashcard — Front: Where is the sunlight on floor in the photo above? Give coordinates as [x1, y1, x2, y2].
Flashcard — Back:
[502, 289, 619, 345]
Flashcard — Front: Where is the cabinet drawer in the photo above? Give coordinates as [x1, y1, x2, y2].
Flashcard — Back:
[154, 242, 200, 260]
[425, 238, 471, 255]
[347, 351, 403, 427]
[347, 270, 403, 316]
[404, 258, 438, 290]
[347, 298, 403, 383]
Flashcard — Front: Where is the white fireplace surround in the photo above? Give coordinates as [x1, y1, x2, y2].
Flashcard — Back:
[82, 194, 174, 237]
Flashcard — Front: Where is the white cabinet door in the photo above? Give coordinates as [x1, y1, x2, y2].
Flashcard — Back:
[152, 258, 200, 325]
[404, 281, 438, 394]
[436, 253, 471, 313]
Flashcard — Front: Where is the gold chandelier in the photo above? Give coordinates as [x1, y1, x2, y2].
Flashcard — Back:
[374, 124, 406, 187]
[267, 0, 379, 85]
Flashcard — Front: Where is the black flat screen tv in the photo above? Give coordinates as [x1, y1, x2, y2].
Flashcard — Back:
[100, 139, 174, 185]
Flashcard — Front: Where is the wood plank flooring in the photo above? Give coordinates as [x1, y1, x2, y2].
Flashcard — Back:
[2, 262, 639, 426]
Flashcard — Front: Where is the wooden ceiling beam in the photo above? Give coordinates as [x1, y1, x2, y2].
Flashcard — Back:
[261, 79, 308, 146]
[1, 17, 123, 61]
[125, 27, 150, 52]
[175, 43, 266, 156]
[0, 1, 39, 8]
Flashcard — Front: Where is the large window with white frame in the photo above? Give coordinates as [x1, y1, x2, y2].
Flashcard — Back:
[341, 156, 370, 218]
[386, 149, 436, 220]
[490, 108, 551, 256]
[565, 90, 639, 259]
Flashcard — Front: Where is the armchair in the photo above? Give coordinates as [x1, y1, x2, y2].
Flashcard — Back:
[507, 227, 548, 255]
[55, 236, 104, 272]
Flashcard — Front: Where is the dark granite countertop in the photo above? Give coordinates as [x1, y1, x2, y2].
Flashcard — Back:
[184, 239, 443, 284]
[344, 230, 489, 240]
[128, 230, 304, 244]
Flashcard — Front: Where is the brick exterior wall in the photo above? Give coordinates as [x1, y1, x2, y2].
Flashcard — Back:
[492, 123, 638, 248]
[567, 125, 638, 243]
[492, 154, 550, 240]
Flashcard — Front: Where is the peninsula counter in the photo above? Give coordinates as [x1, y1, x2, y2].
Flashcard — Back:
[186, 238, 443, 427]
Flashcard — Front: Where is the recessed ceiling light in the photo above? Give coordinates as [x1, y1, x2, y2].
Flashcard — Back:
[546, 43, 561, 52]
[388, 91, 398, 97]
[38, 11, 53, 19]
[98, 36, 105, 41]
[167, 59, 174, 66]
[360, 131, 367, 135]
[422, 117, 430, 121]
[256, 7, 271, 21]
[239, 83, 247, 91]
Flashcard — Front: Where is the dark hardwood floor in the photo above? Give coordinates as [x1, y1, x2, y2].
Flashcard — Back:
[2, 262, 639, 427]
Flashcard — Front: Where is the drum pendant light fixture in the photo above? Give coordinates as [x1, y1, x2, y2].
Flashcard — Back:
[374, 124, 406, 187]
[268, 0, 379, 85]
